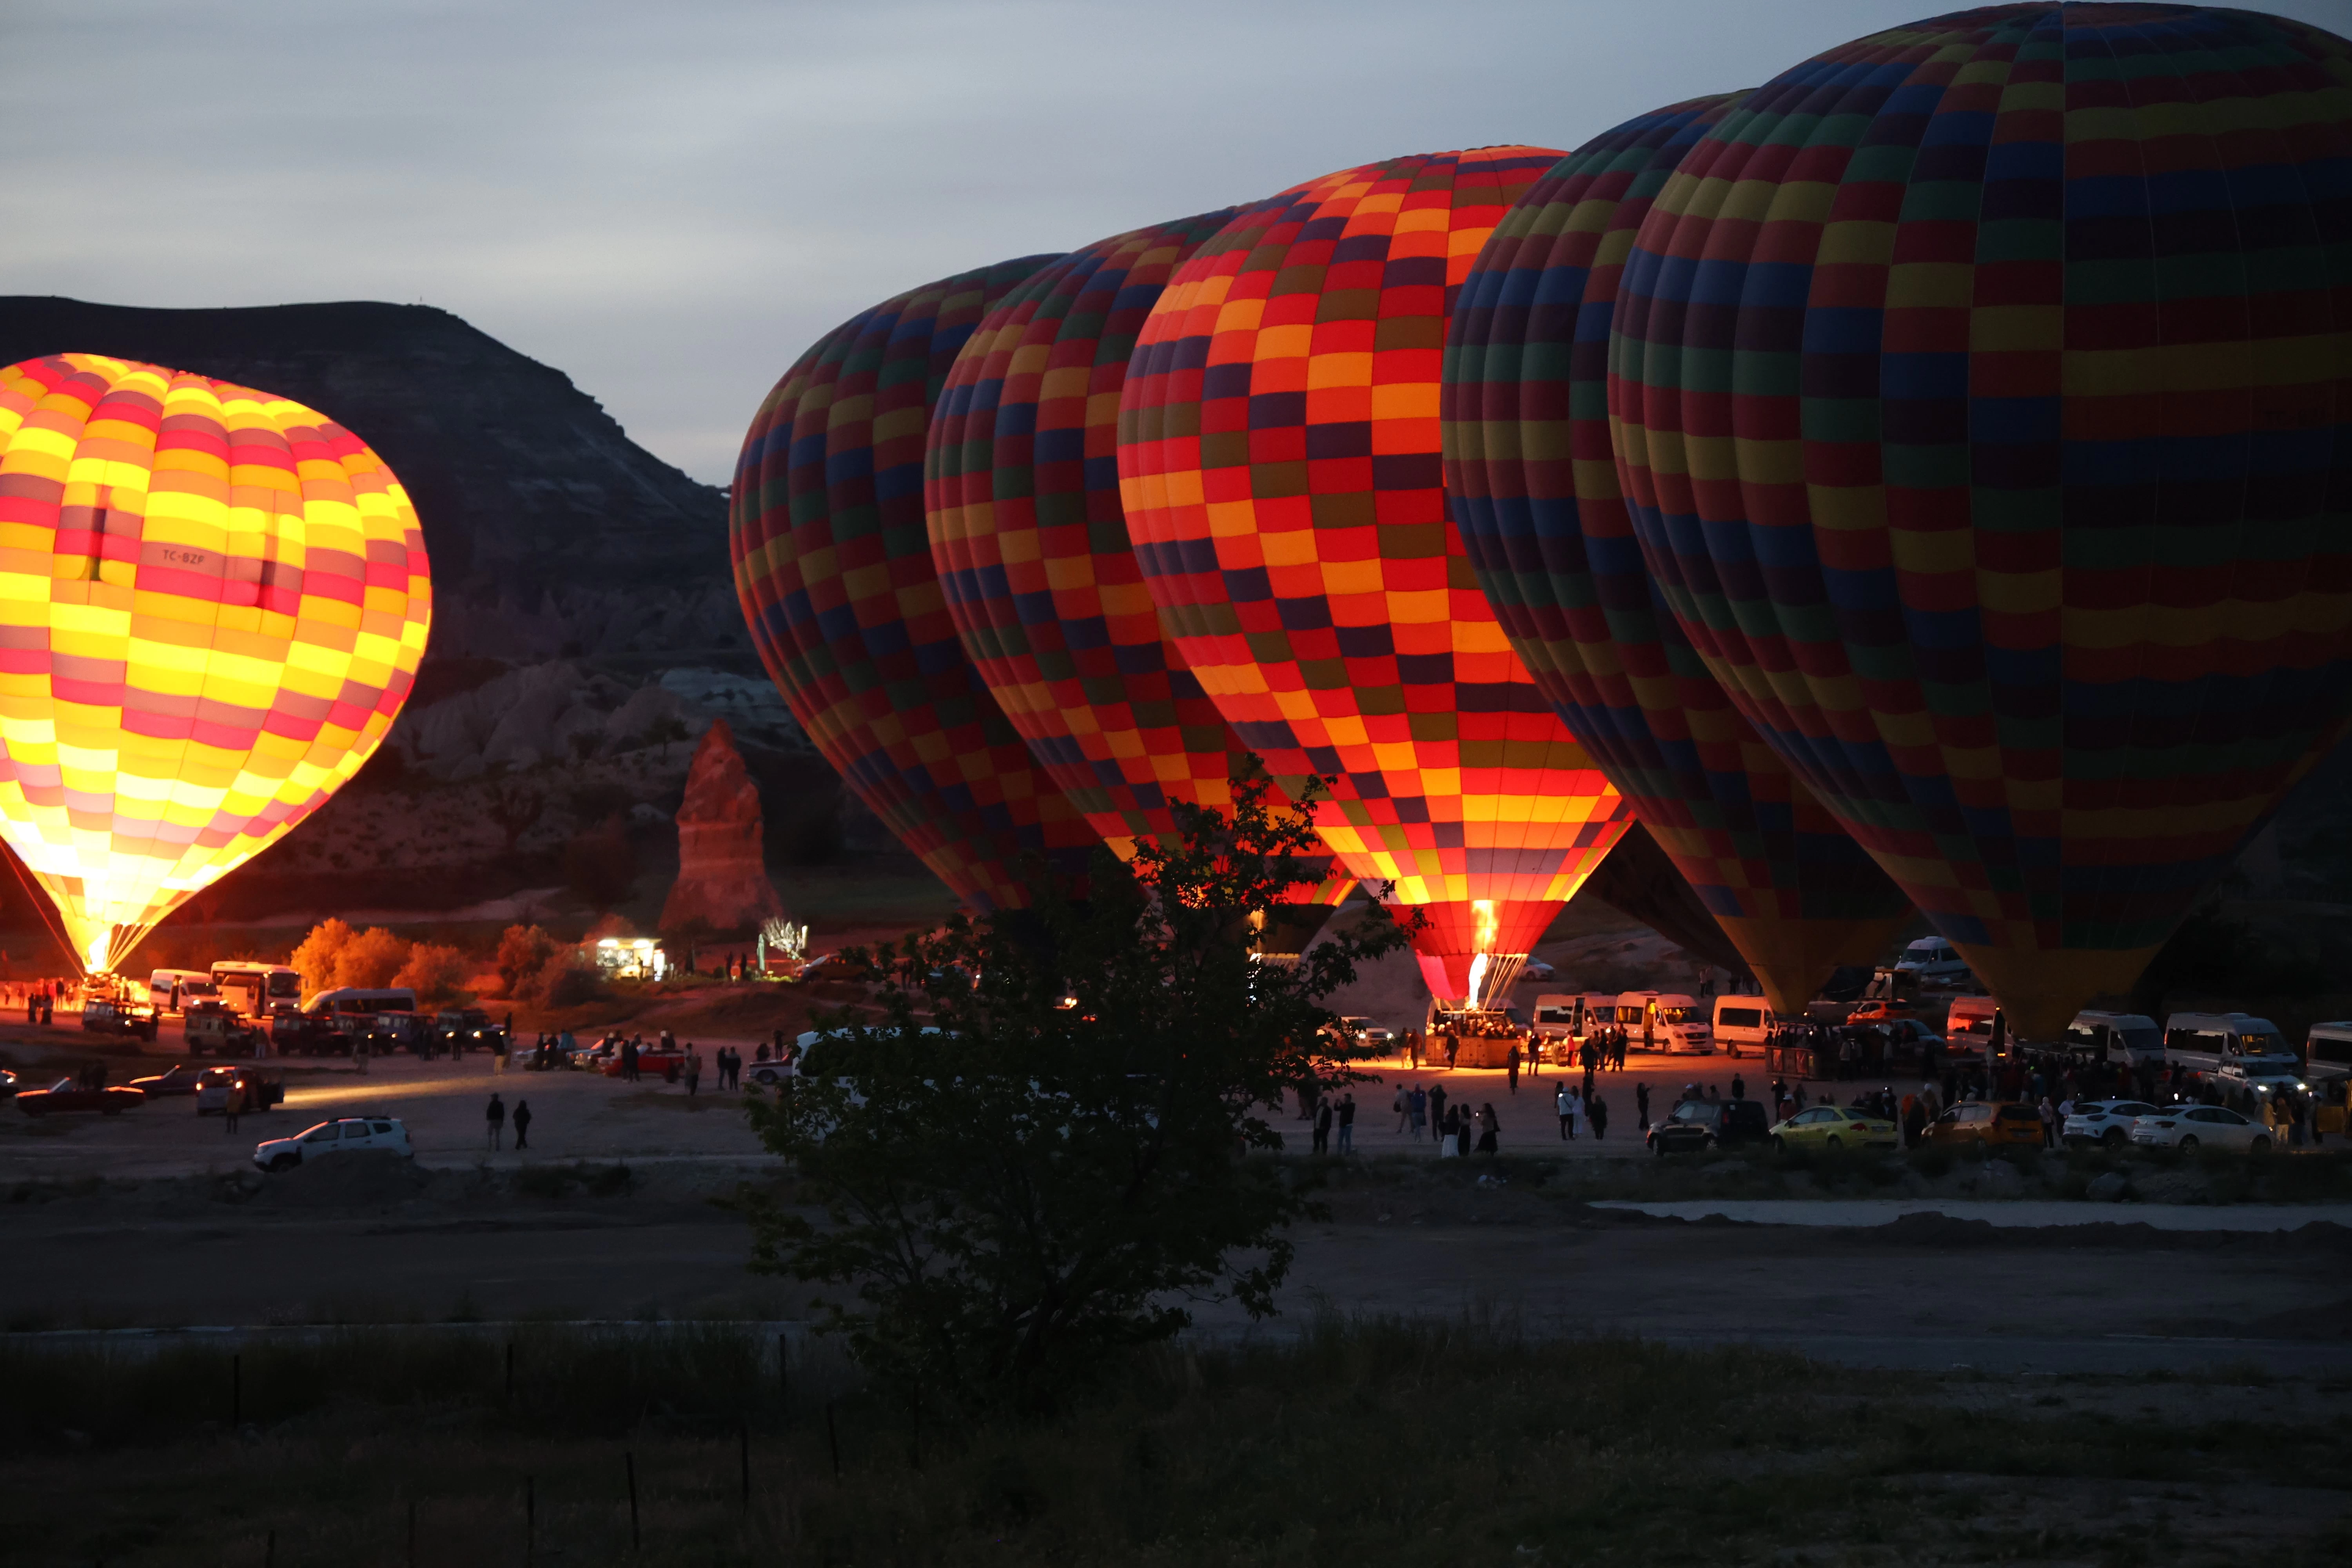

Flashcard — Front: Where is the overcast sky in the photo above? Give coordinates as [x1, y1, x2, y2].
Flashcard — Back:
[9, 0, 2345, 485]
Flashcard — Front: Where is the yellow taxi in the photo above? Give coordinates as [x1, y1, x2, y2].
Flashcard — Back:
[1924, 1101, 2047, 1149]
[1769, 1104, 1900, 1151]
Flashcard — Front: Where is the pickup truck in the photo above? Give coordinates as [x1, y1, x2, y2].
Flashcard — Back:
[197, 1066, 284, 1115]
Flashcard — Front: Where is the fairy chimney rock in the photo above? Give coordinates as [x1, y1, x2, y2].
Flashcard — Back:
[659, 720, 787, 933]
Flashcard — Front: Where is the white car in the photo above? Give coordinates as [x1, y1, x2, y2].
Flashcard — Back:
[2220, 1059, 2308, 1097]
[2129, 1104, 2274, 1153]
[2061, 1100, 2160, 1149]
[254, 1116, 413, 1172]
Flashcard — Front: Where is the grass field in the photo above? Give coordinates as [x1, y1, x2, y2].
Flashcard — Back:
[6, 1318, 2348, 1566]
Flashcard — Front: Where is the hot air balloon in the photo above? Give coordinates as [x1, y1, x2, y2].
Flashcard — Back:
[731, 258, 1107, 914]
[1443, 94, 1915, 1016]
[1120, 148, 1638, 1005]
[0, 354, 431, 974]
[923, 211, 1357, 935]
[1609, 3, 2352, 1037]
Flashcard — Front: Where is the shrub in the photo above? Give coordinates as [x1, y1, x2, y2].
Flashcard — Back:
[494, 924, 559, 996]
[289, 918, 355, 998]
[534, 953, 604, 1009]
[392, 942, 470, 1006]
[334, 926, 409, 990]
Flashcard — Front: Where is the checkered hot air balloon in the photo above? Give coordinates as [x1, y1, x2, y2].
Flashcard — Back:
[1119, 148, 1638, 1004]
[731, 258, 1106, 914]
[1609, 3, 2352, 1037]
[924, 211, 1357, 935]
[1444, 94, 1915, 1017]
[0, 354, 432, 974]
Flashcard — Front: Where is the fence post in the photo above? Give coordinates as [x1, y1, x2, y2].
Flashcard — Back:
[626, 1452, 640, 1550]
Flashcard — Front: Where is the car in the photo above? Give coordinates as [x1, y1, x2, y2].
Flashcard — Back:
[2130, 1103, 2273, 1152]
[1923, 1101, 2046, 1149]
[1771, 1104, 1900, 1151]
[126, 1064, 211, 1098]
[196, 1066, 283, 1115]
[2219, 1059, 2308, 1098]
[1647, 1097, 1770, 1154]
[185, 1008, 266, 1056]
[15, 1078, 147, 1117]
[2061, 1100, 2161, 1149]
[253, 1116, 414, 1172]
[1521, 960, 1556, 982]
[435, 1008, 503, 1053]
[79, 997, 159, 1042]
[602, 1045, 688, 1080]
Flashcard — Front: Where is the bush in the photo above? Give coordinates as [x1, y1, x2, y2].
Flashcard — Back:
[534, 953, 604, 1009]
[392, 942, 470, 1006]
[335, 926, 409, 990]
[289, 918, 355, 998]
[494, 924, 559, 996]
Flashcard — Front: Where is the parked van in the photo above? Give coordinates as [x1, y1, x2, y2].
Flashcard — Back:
[1892, 936, 1971, 981]
[211, 961, 302, 1018]
[301, 986, 417, 1020]
[2163, 1011, 2292, 1073]
[1615, 991, 1713, 1055]
[1945, 995, 2002, 1054]
[2305, 1022, 2352, 1085]
[1531, 993, 1581, 1041]
[2064, 1010, 2162, 1067]
[147, 968, 220, 1015]
[1711, 996, 1773, 1058]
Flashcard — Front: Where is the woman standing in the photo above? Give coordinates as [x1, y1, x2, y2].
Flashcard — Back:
[1475, 1103, 1499, 1156]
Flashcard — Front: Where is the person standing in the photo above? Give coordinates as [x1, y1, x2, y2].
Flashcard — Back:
[1506, 1043, 1521, 1095]
[1409, 1083, 1428, 1141]
[1634, 1080, 1651, 1132]
[1393, 1083, 1411, 1134]
[1427, 1082, 1448, 1145]
[621, 1037, 639, 1084]
[223, 1079, 245, 1136]
[1336, 1092, 1356, 1154]
[485, 1093, 506, 1151]
[512, 1099, 532, 1151]
[1312, 1095, 1332, 1155]
[1588, 1091, 1610, 1141]
[1731, 1073, 1746, 1102]
[686, 1047, 703, 1097]
[2038, 1094, 2057, 1149]
[1438, 1102, 1461, 1157]
[1475, 1102, 1499, 1156]
[1456, 1105, 1474, 1158]
[1555, 1080, 1573, 1141]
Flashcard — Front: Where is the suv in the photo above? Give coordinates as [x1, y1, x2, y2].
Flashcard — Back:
[80, 998, 159, 1042]
[2060, 1099, 2160, 1149]
[436, 1009, 502, 1053]
[1646, 1098, 1770, 1154]
[196, 1066, 283, 1115]
[253, 1116, 412, 1172]
[186, 1008, 266, 1056]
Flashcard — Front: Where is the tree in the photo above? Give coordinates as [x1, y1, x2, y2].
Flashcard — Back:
[494, 924, 559, 996]
[290, 918, 356, 998]
[744, 772, 1415, 1416]
[486, 773, 547, 854]
[393, 942, 471, 1006]
[335, 926, 409, 990]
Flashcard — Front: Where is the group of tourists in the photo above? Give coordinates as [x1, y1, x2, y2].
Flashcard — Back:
[1377, 1081, 1502, 1157]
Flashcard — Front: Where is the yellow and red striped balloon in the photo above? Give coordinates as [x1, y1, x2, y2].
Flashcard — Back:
[0, 354, 432, 972]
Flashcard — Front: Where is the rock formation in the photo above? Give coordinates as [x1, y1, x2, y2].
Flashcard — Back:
[660, 721, 786, 935]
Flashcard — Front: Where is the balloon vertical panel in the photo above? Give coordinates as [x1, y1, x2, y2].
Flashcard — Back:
[1608, 3, 2352, 1035]
[731, 258, 1106, 914]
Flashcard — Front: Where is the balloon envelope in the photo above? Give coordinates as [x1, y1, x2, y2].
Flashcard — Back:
[925, 212, 1357, 931]
[1444, 94, 1913, 1015]
[1120, 148, 1637, 1002]
[0, 354, 432, 971]
[731, 258, 1105, 914]
[1609, 4, 2352, 1035]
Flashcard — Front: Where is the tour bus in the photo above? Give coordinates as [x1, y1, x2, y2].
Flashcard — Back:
[147, 968, 220, 1015]
[2162, 1011, 2293, 1073]
[2063, 1010, 2163, 1068]
[1711, 995, 1775, 1058]
[1615, 991, 1713, 1055]
[211, 961, 303, 1018]
[2305, 1022, 2352, 1085]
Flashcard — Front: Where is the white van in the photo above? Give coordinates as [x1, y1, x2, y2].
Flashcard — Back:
[1711, 996, 1773, 1058]
[2064, 1010, 2162, 1067]
[1531, 993, 1581, 1041]
[302, 986, 418, 1020]
[147, 969, 220, 1015]
[2305, 1022, 2352, 1084]
[1616, 991, 1713, 1055]
[1892, 936, 1971, 981]
[212, 961, 303, 1017]
[1945, 995, 2002, 1054]
[2163, 1011, 2293, 1072]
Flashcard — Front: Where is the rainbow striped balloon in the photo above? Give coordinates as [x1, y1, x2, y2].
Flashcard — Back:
[731, 258, 1106, 914]
[1444, 94, 1914, 1015]
[1609, 4, 2352, 1036]
[1120, 149, 1637, 1002]
[0, 354, 432, 972]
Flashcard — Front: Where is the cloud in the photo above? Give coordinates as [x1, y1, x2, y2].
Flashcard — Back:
[8, 0, 2345, 482]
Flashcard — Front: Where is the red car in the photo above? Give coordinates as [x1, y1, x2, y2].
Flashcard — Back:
[601, 1048, 688, 1080]
[16, 1078, 147, 1116]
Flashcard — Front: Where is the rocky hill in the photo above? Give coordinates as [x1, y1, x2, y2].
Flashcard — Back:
[0, 296, 748, 666]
